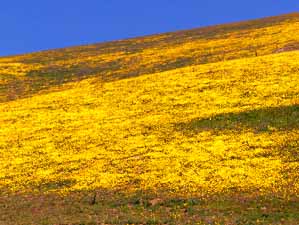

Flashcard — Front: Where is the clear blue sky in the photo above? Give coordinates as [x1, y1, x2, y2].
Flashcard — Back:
[1, 0, 298, 56]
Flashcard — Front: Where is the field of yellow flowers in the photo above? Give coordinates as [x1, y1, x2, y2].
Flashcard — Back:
[1, 13, 299, 102]
[1, 48, 299, 224]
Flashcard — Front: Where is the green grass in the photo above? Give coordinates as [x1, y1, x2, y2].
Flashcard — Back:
[1, 190, 299, 224]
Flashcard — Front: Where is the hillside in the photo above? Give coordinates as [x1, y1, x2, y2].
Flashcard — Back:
[0, 13, 299, 224]
[1, 13, 299, 102]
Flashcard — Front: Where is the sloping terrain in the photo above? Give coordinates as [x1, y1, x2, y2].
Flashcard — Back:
[0, 13, 299, 224]
[1, 13, 299, 102]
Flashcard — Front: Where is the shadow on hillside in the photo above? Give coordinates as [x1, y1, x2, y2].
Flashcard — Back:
[177, 105, 299, 134]
[176, 104, 299, 164]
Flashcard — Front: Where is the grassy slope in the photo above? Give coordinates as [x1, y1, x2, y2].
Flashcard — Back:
[0, 13, 299, 102]
[1, 50, 299, 224]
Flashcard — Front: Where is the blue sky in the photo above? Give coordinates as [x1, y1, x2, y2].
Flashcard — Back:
[1, 0, 298, 56]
